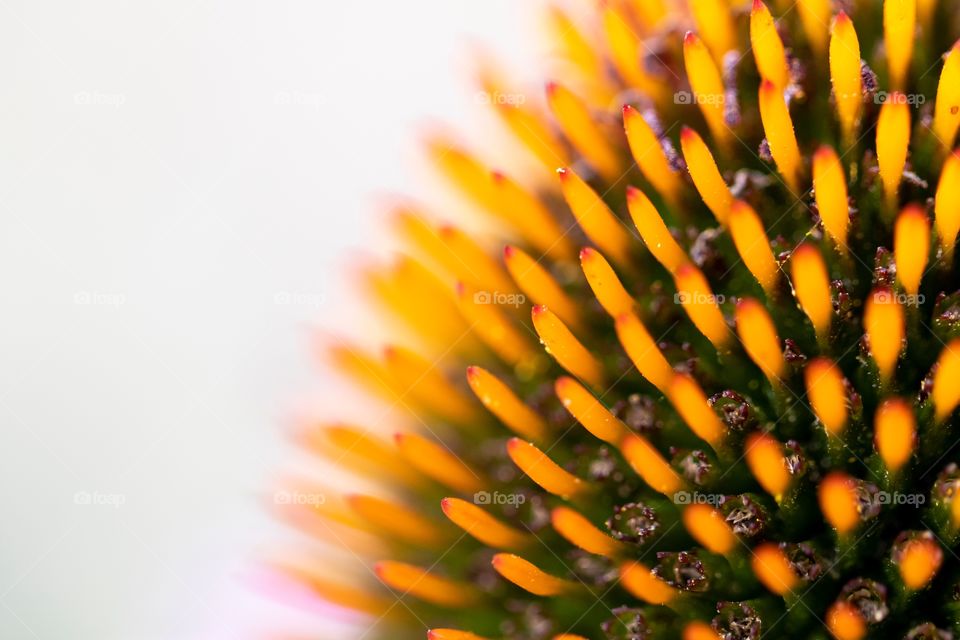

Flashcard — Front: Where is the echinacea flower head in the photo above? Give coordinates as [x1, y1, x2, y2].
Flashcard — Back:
[274, 1, 960, 638]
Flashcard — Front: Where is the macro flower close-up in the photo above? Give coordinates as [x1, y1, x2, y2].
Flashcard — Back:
[8, 0, 960, 639]
[279, 0, 960, 638]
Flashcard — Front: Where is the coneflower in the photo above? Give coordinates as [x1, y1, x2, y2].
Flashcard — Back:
[276, 0, 960, 638]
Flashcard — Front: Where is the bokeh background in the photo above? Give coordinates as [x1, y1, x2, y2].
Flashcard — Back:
[0, 1, 543, 638]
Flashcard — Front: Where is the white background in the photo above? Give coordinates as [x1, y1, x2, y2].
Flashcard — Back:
[0, 1, 544, 638]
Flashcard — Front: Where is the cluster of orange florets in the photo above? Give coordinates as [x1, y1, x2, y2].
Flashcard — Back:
[274, 1, 960, 638]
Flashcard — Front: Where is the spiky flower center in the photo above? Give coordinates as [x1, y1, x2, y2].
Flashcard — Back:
[278, 1, 960, 639]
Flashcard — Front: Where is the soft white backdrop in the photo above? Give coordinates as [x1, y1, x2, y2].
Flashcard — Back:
[0, 2, 543, 638]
